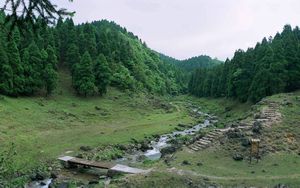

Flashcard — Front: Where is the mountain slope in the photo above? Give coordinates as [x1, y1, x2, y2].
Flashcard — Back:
[0, 14, 186, 97]
[160, 54, 223, 72]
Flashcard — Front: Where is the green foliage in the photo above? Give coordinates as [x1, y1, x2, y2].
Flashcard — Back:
[111, 65, 135, 90]
[73, 52, 96, 96]
[189, 25, 300, 103]
[0, 38, 13, 95]
[43, 46, 58, 95]
[160, 54, 223, 72]
[94, 54, 111, 95]
[0, 13, 185, 97]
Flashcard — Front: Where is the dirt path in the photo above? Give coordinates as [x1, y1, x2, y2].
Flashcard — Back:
[165, 167, 300, 181]
[255, 100, 282, 127]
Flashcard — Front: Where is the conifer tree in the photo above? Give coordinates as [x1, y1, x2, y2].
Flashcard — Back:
[0, 40, 13, 95]
[73, 52, 96, 96]
[26, 42, 43, 94]
[94, 54, 111, 95]
[43, 46, 58, 95]
[7, 39, 24, 95]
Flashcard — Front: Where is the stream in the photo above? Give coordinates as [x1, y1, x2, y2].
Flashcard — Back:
[27, 108, 216, 188]
[117, 108, 217, 163]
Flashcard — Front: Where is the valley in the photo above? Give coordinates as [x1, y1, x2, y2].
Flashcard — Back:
[1, 1, 300, 187]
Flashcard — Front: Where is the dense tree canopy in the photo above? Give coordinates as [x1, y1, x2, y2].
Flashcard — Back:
[0, 12, 185, 97]
[189, 25, 300, 103]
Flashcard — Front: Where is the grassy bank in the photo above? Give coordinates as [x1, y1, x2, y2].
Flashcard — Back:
[112, 92, 300, 187]
[0, 72, 194, 172]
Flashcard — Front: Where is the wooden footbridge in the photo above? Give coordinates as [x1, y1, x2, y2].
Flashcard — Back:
[58, 156, 149, 174]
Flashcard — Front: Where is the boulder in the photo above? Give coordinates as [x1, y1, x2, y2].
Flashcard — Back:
[182, 160, 191, 165]
[232, 153, 244, 161]
[80, 146, 92, 151]
[241, 137, 251, 147]
[253, 121, 262, 133]
[226, 129, 244, 139]
[50, 172, 58, 179]
[89, 180, 99, 185]
[161, 146, 176, 156]
[274, 184, 289, 188]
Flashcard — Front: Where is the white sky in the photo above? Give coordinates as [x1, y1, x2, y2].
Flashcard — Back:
[53, 0, 300, 60]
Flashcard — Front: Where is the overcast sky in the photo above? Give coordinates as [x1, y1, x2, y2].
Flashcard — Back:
[53, 0, 300, 60]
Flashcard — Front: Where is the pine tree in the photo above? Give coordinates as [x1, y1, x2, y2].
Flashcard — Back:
[73, 52, 96, 96]
[94, 54, 111, 95]
[24, 42, 43, 94]
[43, 46, 58, 95]
[0, 40, 13, 95]
[7, 39, 24, 96]
[66, 44, 81, 72]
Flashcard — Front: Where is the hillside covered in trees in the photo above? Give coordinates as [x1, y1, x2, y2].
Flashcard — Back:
[0, 11, 186, 97]
[160, 54, 223, 72]
[189, 25, 300, 103]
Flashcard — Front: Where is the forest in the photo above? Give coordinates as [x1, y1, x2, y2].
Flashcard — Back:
[189, 25, 300, 102]
[160, 54, 222, 72]
[0, 11, 187, 97]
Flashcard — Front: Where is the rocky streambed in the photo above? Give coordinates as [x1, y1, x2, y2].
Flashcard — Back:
[27, 107, 217, 188]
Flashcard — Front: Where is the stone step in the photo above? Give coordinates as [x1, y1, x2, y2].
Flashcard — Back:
[213, 129, 223, 133]
[195, 144, 205, 148]
[189, 146, 199, 151]
[202, 137, 214, 142]
[207, 132, 221, 137]
[206, 135, 215, 139]
[196, 141, 209, 146]
[197, 139, 211, 144]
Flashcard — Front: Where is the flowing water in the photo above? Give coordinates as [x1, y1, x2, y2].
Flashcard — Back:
[118, 108, 217, 162]
[25, 179, 52, 188]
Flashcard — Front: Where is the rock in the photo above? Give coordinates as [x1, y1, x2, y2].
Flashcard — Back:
[140, 141, 151, 152]
[117, 144, 128, 151]
[178, 123, 188, 128]
[99, 175, 107, 179]
[241, 137, 251, 147]
[226, 129, 244, 138]
[174, 127, 183, 131]
[232, 153, 244, 161]
[161, 146, 176, 156]
[182, 160, 191, 165]
[89, 180, 99, 185]
[40, 182, 47, 186]
[80, 146, 92, 151]
[50, 172, 58, 179]
[253, 121, 262, 133]
[274, 183, 289, 188]
[35, 172, 47, 181]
